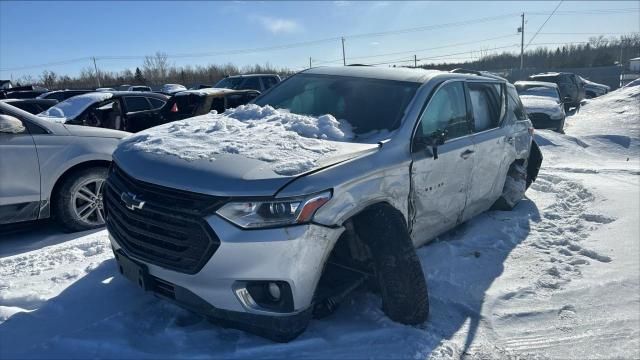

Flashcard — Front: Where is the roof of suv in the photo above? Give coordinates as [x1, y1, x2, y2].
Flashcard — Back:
[530, 72, 574, 78]
[225, 74, 279, 78]
[303, 66, 498, 84]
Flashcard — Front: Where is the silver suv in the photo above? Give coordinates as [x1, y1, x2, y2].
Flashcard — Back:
[0, 102, 127, 231]
[106, 67, 542, 341]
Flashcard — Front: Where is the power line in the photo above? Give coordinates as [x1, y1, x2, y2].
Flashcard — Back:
[1, 13, 520, 72]
[525, 0, 563, 50]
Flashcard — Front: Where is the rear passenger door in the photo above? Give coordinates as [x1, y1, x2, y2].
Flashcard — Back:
[462, 81, 510, 221]
[409, 80, 475, 246]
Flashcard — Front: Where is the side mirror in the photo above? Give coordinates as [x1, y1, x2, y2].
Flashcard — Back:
[0, 114, 26, 134]
[562, 96, 572, 103]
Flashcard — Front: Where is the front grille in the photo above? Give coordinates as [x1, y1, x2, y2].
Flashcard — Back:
[528, 112, 551, 122]
[105, 164, 227, 274]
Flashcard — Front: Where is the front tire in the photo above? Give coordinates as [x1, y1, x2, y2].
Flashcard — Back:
[352, 204, 429, 325]
[54, 167, 108, 232]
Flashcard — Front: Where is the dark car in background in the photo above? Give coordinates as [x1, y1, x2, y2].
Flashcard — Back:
[37, 91, 169, 131]
[214, 74, 280, 92]
[0, 98, 58, 114]
[124, 88, 260, 132]
[528, 72, 585, 111]
[0, 85, 49, 99]
[37, 89, 94, 102]
[515, 81, 566, 133]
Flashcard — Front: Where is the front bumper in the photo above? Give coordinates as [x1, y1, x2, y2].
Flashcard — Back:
[109, 215, 344, 316]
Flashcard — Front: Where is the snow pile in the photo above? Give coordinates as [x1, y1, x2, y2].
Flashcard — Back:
[121, 104, 355, 176]
[567, 85, 640, 139]
[37, 92, 113, 122]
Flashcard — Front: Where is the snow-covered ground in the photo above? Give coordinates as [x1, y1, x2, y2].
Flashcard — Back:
[1, 85, 638, 359]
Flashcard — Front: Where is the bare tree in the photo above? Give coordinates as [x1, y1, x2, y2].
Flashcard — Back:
[143, 51, 170, 85]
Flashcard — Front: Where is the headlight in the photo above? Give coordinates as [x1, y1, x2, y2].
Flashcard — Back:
[216, 191, 332, 229]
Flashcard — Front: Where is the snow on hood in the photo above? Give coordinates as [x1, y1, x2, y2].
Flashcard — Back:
[120, 104, 362, 176]
[37, 92, 113, 123]
[520, 95, 563, 117]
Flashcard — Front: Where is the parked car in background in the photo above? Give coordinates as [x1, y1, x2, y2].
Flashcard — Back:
[107, 66, 542, 341]
[37, 91, 169, 131]
[214, 74, 281, 92]
[37, 89, 94, 102]
[528, 72, 585, 111]
[0, 98, 58, 114]
[123, 88, 260, 132]
[515, 81, 566, 132]
[159, 84, 187, 95]
[0, 85, 49, 99]
[579, 76, 610, 98]
[128, 86, 152, 92]
[0, 102, 127, 231]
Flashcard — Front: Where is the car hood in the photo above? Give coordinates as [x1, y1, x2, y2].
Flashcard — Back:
[64, 124, 129, 139]
[520, 95, 563, 116]
[113, 141, 379, 197]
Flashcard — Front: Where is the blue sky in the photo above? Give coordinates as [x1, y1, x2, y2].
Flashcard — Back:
[1, 1, 638, 80]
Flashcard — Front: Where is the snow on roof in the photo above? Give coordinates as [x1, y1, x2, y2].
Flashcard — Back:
[37, 92, 113, 122]
[515, 80, 559, 88]
[120, 104, 356, 176]
[175, 88, 236, 96]
[629, 57, 640, 61]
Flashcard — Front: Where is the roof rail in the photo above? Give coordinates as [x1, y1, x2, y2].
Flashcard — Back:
[450, 68, 507, 82]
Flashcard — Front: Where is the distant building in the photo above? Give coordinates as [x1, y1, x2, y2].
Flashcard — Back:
[0, 80, 12, 90]
[630, 57, 640, 73]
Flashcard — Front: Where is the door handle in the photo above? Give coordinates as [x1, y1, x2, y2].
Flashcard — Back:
[506, 136, 515, 145]
[460, 149, 475, 159]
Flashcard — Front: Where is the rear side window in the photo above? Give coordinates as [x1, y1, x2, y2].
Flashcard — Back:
[147, 97, 165, 109]
[468, 82, 502, 132]
[417, 82, 469, 140]
[262, 76, 278, 89]
[507, 87, 527, 121]
[124, 96, 151, 112]
[241, 77, 261, 90]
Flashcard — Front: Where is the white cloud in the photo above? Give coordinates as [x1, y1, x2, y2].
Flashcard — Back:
[333, 1, 350, 6]
[370, 41, 380, 46]
[256, 16, 301, 34]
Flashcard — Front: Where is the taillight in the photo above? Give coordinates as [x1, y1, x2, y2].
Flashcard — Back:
[170, 103, 179, 113]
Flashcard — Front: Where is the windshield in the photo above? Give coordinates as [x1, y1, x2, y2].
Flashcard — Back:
[214, 77, 244, 89]
[253, 74, 419, 135]
[517, 86, 560, 101]
[38, 92, 113, 120]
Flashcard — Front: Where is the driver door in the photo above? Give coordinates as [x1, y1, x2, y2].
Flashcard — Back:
[409, 81, 475, 246]
[0, 112, 41, 224]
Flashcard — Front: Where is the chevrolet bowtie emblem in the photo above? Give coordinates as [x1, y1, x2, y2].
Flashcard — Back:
[120, 192, 145, 211]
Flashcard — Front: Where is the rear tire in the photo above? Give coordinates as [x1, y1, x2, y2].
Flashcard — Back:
[492, 162, 528, 211]
[54, 167, 108, 232]
[352, 204, 429, 325]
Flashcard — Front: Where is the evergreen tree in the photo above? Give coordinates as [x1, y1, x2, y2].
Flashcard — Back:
[134, 67, 146, 85]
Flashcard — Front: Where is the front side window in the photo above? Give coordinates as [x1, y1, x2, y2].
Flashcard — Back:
[416, 82, 469, 140]
[263, 76, 278, 89]
[468, 82, 502, 132]
[214, 77, 244, 89]
[254, 73, 419, 137]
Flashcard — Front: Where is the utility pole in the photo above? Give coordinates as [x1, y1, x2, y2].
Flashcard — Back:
[414, 54, 417, 68]
[92, 57, 101, 87]
[309, 57, 312, 69]
[519, 13, 525, 70]
[341, 37, 346, 66]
